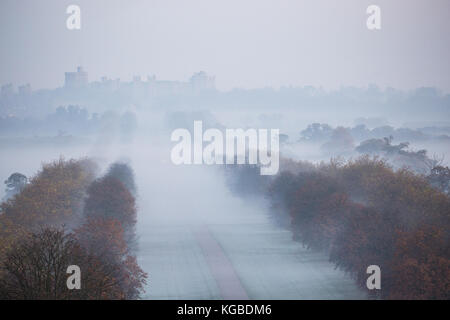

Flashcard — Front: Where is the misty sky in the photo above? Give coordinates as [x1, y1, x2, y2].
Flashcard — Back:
[1, 0, 449, 92]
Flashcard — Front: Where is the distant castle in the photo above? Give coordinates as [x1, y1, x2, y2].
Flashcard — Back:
[189, 71, 215, 91]
[64, 66, 88, 88]
[1, 67, 216, 96]
[64, 66, 215, 94]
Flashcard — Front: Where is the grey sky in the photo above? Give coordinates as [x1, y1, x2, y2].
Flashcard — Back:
[1, 0, 449, 91]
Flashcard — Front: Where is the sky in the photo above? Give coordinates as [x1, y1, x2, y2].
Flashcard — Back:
[1, 0, 449, 92]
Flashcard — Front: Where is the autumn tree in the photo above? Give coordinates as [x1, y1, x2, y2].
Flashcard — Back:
[0, 226, 147, 300]
[268, 171, 304, 227]
[389, 226, 450, 299]
[329, 205, 398, 298]
[0, 158, 97, 261]
[106, 162, 137, 196]
[75, 218, 147, 299]
[289, 173, 347, 250]
[0, 228, 80, 299]
[83, 174, 137, 249]
[263, 155, 450, 299]
[0, 158, 148, 300]
[84, 176, 136, 228]
[0, 158, 96, 229]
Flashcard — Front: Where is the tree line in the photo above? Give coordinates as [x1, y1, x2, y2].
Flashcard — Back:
[225, 156, 450, 299]
[0, 159, 147, 299]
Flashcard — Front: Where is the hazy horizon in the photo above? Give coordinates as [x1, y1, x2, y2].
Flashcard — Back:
[1, 0, 450, 92]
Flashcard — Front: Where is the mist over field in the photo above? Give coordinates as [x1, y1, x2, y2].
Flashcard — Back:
[1, 91, 449, 299]
[0, 0, 449, 300]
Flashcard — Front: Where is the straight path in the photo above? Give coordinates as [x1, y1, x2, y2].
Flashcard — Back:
[194, 226, 249, 299]
[138, 221, 365, 300]
[133, 148, 365, 300]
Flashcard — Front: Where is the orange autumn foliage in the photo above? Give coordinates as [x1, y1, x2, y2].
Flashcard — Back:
[265, 156, 450, 299]
[0, 159, 147, 299]
[0, 158, 96, 260]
